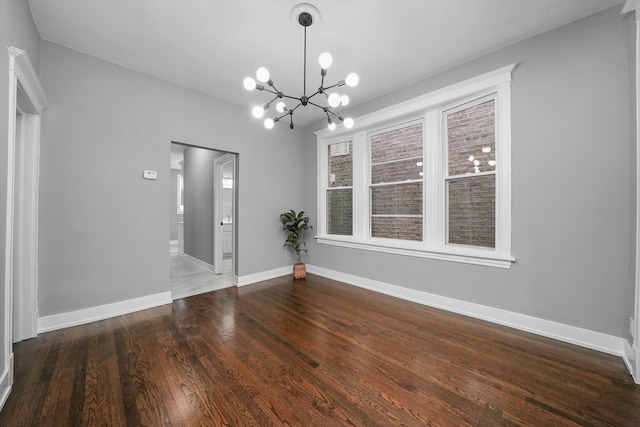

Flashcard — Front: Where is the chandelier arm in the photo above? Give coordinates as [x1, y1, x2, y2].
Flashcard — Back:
[269, 82, 281, 94]
[274, 111, 291, 121]
[260, 87, 279, 96]
[326, 109, 341, 118]
[323, 82, 342, 91]
[289, 102, 303, 112]
[306, 90, 322, 101]
[281, 94, 302, 102]
[308, 100, 328, 110]
[262, 94, 280, 109]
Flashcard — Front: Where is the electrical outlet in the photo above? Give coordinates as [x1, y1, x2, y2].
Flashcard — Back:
[630, 317, 635, 338]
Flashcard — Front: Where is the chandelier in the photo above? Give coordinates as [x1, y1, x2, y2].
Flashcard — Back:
[243, 4, 358, 130]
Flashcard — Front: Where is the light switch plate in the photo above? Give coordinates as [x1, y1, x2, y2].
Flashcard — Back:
[143, 170, 157, 180]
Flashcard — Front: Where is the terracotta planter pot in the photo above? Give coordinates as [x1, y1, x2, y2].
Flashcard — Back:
[293, 263, 306, 279]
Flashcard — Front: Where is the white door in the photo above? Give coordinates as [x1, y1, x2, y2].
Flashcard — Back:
[213, 154, 235, 275]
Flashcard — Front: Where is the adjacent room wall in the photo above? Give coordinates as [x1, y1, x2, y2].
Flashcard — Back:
[303, 6, 632, 339]
[37, 41, 304, 317]
[183, 146, 220, 264]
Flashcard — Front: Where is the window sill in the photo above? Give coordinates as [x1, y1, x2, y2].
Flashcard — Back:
[316, 236, 515, 269]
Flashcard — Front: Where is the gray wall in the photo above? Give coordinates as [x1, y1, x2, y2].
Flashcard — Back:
[38, 41, 304, 317]
[0, 0, 41, 378]
[183, 146, 220, 264]
[169, 168, 182, 241]
[303, 6, 632, 338]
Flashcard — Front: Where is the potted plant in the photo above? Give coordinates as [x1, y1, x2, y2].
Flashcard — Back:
[280, 209, 313, 279]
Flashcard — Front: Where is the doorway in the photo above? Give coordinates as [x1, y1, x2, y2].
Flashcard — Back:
[169, 142, 237, 300]
[2, 47, 48, 411]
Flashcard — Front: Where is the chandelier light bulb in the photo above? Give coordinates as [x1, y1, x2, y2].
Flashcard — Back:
[345, 73, 359, 87]
[328, 121, 336, 130]
[256, 67, 270, 83]
[340, 95, 350, 106]
[319, 52, 333, 69]
[264, 118, 275, 129]
[343, 117, 354, 128]
[276, 101, 287, 113]
[252, 106, 264, 118]
[243, 77, 257, 91]
[327, 93, 341, 108]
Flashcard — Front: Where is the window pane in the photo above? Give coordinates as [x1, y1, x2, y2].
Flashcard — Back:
[369, 121, 423, 242]
[328, 141, 352, 187]
[448, 175, 495, 248]
[327, 189, 352, 235]
[371, 158, 423, 184]
[371, 217, 422, 241]
[370, 123, 422, 164]
[371, 183, 422, 216]
[447, 100, 495, 176]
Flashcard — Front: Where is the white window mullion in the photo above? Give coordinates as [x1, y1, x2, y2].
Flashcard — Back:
[353, 131, 368, 240]
[424, 110, 440, 248]
[317, 137, 327, 236]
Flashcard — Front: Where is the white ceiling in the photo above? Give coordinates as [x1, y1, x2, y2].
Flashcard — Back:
[28, 0, 622, 127]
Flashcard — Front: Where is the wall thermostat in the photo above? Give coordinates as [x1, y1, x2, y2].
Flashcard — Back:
[143, 170, 157, 180]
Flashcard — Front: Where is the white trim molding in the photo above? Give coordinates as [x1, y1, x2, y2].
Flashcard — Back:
[623, 0, 640, 15]
[8, 47, 48, 114]
[2, 46, 48, 409]
[178, 252, 216, 274]
[306, 264, 628, 359]
[235, 266, 292, 287]
[0, 354, 13, 412]
[622, 0, 640, 384]
[38, 292, 172, 334]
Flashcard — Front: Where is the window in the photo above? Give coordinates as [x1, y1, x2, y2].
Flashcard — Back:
[445, 97, 496, 248]
[327, 140, 353, 235]
[369, 121, 423, 241]
[317, 65, 515, 268]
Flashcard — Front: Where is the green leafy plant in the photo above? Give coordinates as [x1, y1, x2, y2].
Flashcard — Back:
[280, 210, 313, 265]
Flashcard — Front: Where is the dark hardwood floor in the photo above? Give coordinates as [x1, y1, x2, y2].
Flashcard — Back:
[2, 273, 640, 426]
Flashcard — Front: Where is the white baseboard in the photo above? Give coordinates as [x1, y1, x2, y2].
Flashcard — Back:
[307, 264, 628, 359]
[0, 353, 13, 412]
[623, 340, 640, 383]
[38, 291, 172, 334]
[236, 266, 292, 287]
[177, 252, 216, 274]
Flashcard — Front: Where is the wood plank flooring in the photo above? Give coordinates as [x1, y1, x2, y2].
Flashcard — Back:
[2, 273, 640, 426]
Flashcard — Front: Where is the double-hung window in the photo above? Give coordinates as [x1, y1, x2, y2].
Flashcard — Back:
[317, 65, 516, 268]
[370, 120, 424, 241]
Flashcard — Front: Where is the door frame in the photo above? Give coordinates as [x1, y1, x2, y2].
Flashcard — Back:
[1, 47, 47, 410]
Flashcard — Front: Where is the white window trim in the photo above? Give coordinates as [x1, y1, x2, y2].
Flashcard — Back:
[316, 64, 517, 269]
